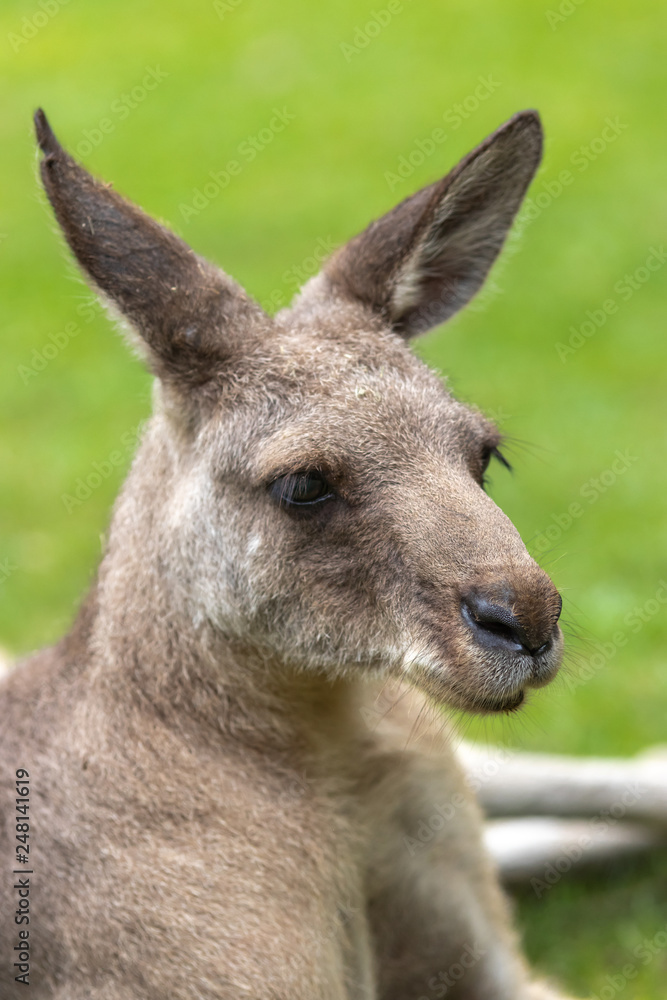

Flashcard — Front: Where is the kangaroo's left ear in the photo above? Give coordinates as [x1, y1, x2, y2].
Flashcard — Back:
[321, 110, 543, 338]
[34, 109, 270, 389]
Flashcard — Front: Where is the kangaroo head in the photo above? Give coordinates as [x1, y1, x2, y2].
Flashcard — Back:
[35, 108, 561, 715]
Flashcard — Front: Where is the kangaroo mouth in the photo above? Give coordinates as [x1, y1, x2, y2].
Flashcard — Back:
[402, 577, 564, 716]
[400, 631, 562, 717]
[467, 688, 526, 714]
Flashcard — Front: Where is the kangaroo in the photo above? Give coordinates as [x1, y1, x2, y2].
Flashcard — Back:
[0, 109, 579, 999]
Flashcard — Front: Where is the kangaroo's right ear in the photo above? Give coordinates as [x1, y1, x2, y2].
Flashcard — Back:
[34, 109, 269, 389]
[321, 110, 543, 338]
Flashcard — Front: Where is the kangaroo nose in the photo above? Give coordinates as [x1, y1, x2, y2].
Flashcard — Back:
[461, 590, 558, 656]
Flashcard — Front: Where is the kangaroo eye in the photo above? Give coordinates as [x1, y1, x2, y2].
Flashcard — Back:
[269, 471, 334, 507]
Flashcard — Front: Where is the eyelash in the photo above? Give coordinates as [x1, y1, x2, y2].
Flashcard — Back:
[268, 471, 335, 509]
[481, 446, 512, 488]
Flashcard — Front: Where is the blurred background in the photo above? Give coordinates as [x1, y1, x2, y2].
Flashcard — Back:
[1, 0, 665, 994]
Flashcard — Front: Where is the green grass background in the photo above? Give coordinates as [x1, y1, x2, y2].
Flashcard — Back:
[1, 0, 666, 994]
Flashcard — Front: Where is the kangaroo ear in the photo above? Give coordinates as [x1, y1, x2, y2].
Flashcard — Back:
[34, 109, 269, 388]
[323, 110, 543, 338]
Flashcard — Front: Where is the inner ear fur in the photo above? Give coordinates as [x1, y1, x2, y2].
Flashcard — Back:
[323, 110, 543, 338]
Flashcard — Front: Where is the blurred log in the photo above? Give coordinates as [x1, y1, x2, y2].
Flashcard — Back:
[483, 816, 665, 883]
[458, 742, 667, 826]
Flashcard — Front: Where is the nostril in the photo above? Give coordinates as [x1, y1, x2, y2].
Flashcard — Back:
[461, 593, 551, 657]
[461, 595, 526, 653]
[474, 614, 518, 644]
